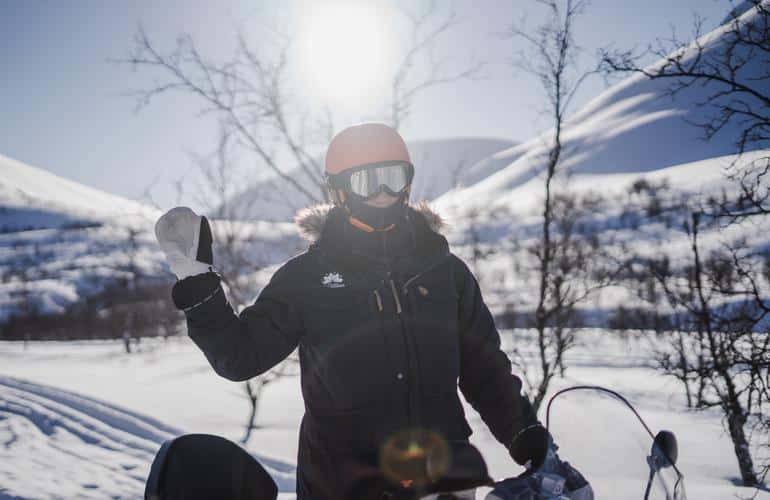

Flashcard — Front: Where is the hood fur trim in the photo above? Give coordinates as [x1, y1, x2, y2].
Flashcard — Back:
[294, 201, 446, 242]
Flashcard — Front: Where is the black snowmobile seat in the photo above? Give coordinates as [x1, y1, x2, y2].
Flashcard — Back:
[145, 434, 278, 500]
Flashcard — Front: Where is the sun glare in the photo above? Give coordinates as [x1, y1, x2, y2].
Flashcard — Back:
[299, 1, 393, 103]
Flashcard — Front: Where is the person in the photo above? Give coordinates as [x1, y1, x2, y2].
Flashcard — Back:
[155, 123, 571, 499]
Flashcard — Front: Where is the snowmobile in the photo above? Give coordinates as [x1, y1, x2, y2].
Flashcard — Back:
[144, 385, 686, 500]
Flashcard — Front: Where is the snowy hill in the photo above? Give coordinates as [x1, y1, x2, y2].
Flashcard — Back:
[0, 153, 158, 233]
[224, 137, 516, 222]
[434, 3, 769, 216]
[0, 154, 168, 326]
[0, 155, 301, 332]
[427, 3, 770, 327]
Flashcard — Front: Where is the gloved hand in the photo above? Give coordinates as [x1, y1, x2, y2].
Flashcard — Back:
[539, 443, 594, 500]
[491, 439, 594, 500]
[509, 424, 550, 472]
[154, 207, 214, 280]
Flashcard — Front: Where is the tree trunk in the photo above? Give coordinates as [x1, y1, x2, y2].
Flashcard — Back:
[726, 405, 758, 486]
[241, 379, 263, 444]
[532, 370, 553, 412]
[676, 333, 693, 408]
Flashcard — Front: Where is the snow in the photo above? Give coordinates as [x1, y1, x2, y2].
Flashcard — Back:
[430, 148, 770, 325]
[426, 2, 770, 324]
[0, 333, 766, 499]
[406, 138, 519, 200]
[0, 154, 165, 323]
[0, 153, 304, 324]
[0, 224, 156, 323]
[721, 0, 763, 25]
[0, 153, 159, 229]
[0, 375, 177, 499]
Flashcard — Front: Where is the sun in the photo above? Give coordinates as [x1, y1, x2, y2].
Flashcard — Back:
[298, 1, 394, 103]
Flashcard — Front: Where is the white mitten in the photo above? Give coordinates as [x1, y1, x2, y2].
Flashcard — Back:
[154, 207, 214, 280]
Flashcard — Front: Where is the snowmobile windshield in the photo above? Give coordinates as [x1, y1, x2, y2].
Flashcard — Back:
[545, 386, 686, 500]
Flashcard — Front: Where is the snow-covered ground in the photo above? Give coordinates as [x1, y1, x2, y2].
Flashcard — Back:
[0, 332, 765, 499]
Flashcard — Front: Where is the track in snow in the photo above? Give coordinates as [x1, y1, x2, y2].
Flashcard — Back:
[0, 375, 296, 499]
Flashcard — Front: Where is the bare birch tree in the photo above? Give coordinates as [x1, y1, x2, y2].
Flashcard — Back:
[640, 201, 769, 488]
[506, 0, 606, 410]
[120, 26, 329, 207]
[600, 2, 770, 487]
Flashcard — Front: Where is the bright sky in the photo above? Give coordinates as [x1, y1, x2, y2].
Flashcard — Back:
[0, 0, 733, 211]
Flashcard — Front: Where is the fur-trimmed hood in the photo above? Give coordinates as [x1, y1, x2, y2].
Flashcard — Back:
[294, 202, 446, 243]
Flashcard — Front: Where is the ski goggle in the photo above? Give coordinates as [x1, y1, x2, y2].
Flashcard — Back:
[327, 161, 414, 199]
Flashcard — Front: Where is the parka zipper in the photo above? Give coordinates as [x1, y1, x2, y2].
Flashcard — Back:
[387, 275, 415, 426]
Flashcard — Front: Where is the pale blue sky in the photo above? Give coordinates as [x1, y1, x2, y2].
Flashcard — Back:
[0, 0, 732, 210]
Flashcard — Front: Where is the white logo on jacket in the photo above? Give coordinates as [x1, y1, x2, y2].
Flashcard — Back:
[321, 272, 345, 288]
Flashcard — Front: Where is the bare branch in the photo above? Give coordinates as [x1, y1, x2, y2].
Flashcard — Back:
[390, 1, 485, 129]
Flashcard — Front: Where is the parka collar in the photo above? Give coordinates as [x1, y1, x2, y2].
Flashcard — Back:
[294, 202, 450, 275]
[294, 201, 447, 243]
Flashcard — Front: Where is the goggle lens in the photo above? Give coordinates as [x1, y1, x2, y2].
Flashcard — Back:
[348, 163, 412, 198]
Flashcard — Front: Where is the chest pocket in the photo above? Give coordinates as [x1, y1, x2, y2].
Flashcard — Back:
[302, 286, 390, 412]
[405, 268, 461, 396]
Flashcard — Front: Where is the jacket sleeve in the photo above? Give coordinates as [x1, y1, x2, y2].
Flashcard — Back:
[452, 256, 538, 451]
[171, 267, 303, 382]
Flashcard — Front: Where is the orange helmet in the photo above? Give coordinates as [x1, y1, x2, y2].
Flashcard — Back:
[325, 122, 411, 175]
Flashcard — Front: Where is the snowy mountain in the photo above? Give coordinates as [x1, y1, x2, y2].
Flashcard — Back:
[429, 3, 770, 325]
[434, 3, 769, 217]
[224, 137, 516, 222]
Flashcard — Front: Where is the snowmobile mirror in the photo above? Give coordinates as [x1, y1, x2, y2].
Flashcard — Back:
[652, 430, 678, 468]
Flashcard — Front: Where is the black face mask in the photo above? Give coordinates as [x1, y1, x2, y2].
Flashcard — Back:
[346, 192, 409, 230]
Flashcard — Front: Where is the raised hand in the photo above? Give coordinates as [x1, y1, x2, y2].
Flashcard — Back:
[154, 206, 214, 280]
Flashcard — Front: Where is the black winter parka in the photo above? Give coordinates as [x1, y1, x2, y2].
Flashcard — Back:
[171, 203, 537, 499]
